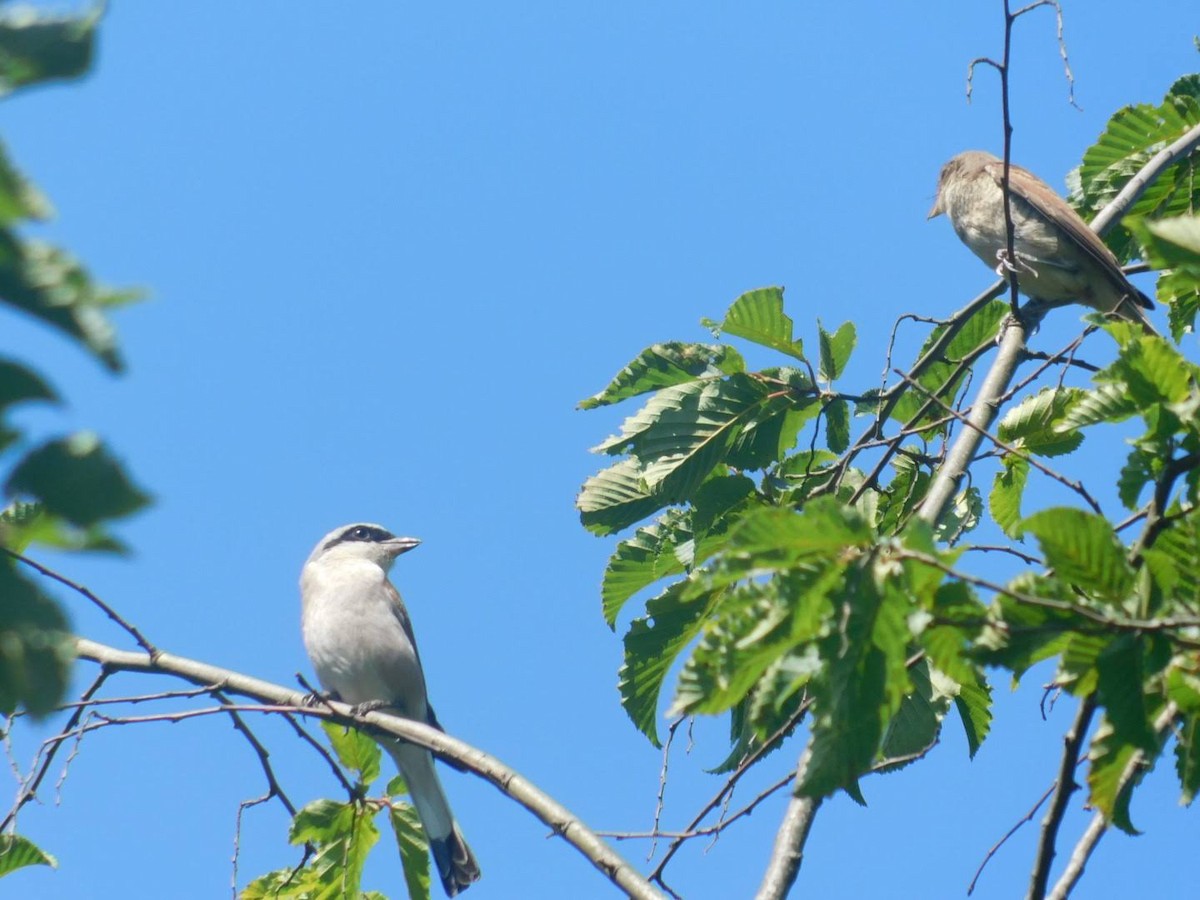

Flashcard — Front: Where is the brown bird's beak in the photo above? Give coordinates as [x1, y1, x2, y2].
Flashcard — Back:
[927, 196, 944, 220]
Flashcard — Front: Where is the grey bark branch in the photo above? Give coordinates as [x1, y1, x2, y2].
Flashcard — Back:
[753, 746, 821, 900]
[1045, 703, 1178, 900]
[73, 637, 664, 900]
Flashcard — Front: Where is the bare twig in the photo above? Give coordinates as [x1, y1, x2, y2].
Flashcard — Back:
[2, 549, 157, 655]
[1046, 703, 1178, 900]
[968, 781, 1056, 895]
[71, 637, 664, 900]
[2, 670, 109, 832]
[1027, 694, 1096, 900]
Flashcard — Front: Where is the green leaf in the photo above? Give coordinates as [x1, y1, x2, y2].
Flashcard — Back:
[877, 658, 952, 772]
[578, 342, 745, 410]
[1105, 336, 1193, 407]
[989, 455, 1028, 539]
[934, 486, 981, 544]
[890, 300, 1008, 428]
[824, 397, 849, 454]
[6, 432, 151, 527]
[671, 566, 839, 719]
[953, 669, 993, 759]
[0, 358, 56, 413]
[600, 509, 693, 627]
[1096, 636, 1157, 752]
[1023, 508, 1135, 604]
[1074, 75, 1200, 263]
[1156, 268, 1200, 341]
[273, 798, 380, 898]
[799, 562, 912, 803]
[0, 558, 73, 717]
[0, 834, 56, 877]
[704, 286, 806, 361]
[389, 802, 432, 900]
[0, 237, 139, 373]
[1175, 712, 1200, 805]
[0, 141, 53, 226]
[1087, 714, 1146, 835]
[619, 582, 715, 746]
[0, 7, 99, 98]
[818, 320, 856, 381]
[1058, 382, 1138, 430]
[997, 387, 1086, 457]
[577, 458, 665, 536]
[1136, 214, 1200, 271]
[0, 502, 125, 555]
[321, 721, 382, 786]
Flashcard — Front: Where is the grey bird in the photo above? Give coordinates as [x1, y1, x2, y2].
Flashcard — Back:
[928, 150, 1155, 332]
[300, 523, 480, 896]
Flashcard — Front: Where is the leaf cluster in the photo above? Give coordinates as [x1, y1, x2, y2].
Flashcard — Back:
[244, 723, 432, 900]
[578, 73, 1200, 836]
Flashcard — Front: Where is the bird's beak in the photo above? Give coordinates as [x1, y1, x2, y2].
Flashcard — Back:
[385, 537, 421, 556]
[927, 196, 944, 220]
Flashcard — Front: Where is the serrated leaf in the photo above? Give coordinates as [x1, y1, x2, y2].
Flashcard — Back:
[953, 670, 993, 759]
[577, 458, 665, 536]
[798, 564, 911, 803]
[989, 455, 1028, 538]
[818, 320, 856, 381]
[578, 342, 745, 410]
[0, 834, 56, 876]
[1087, 715, 1145, 835]
[876, 658, 952, 772]
[1096, 636, 1157, 751]
[0, 237, 139, 373]
[1156, 268, 1200, 341]
[6, 432, 151, 527]
[321, 720, 382, 786]
[997, 387, 1086, 457]
[1058, 382, 1138, 430]
[824, 397, 849, 454]
[593, 375, 780, 503]
[672, 565, 840, 720]
[1023, 508, 1135, 604]
[890, 301, 1008, 428]
[705, 287, 806, 361]
[619, 583, 714, 746]
[389, 802, 432, 900]
[1075, 76, 1200, 263]
[0, 140, 53, 226]
[600, 509, 692, 627]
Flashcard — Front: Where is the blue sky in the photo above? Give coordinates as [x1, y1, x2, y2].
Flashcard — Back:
[4, 3, 1198, 898]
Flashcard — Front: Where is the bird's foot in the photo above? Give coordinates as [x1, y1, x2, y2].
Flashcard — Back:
[349, 699, 391, 717]
[993, 249, 1038, 279]
[301, 690, 340, 709]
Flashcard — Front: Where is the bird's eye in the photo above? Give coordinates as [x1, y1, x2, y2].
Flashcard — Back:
[352, 527, 369, 540]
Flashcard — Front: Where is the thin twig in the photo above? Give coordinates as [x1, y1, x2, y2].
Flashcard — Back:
[968, 781, 1056, 895]
[2, 548, 158, 655]
[1027, 694, 1096, 900]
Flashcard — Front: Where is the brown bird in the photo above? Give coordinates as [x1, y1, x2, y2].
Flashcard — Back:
[928, 150, 1155, 332]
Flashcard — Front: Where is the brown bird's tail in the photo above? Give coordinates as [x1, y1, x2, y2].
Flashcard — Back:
[1111, 289, 1159, 336]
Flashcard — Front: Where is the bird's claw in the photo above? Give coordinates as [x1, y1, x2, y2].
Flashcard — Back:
[350, 699, 390, 717]
[993, 249, 1038, 279]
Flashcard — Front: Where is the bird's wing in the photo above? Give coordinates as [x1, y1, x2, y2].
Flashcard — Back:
[984, 160, 1152, 310]
[382, 577, 451, 730]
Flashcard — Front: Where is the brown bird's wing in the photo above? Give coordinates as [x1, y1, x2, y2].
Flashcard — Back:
[982, 159, 1153, 310]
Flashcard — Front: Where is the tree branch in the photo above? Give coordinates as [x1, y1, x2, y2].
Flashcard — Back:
[1027, 694, 1096, 900]
[72, 637, 664, 900]
[1045, 703, 1178, 900]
